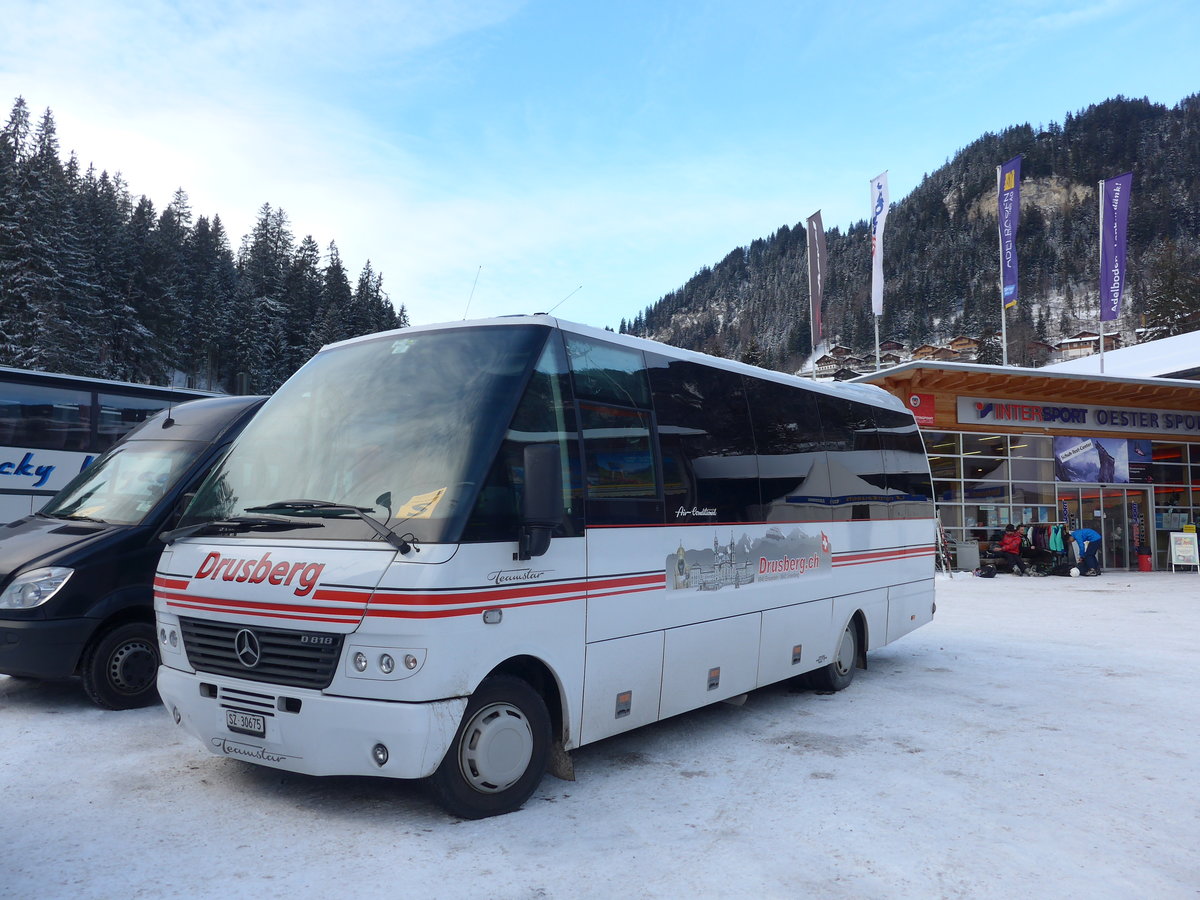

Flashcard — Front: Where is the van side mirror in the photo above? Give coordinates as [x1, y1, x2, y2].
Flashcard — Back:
[516, 444, 564, 561]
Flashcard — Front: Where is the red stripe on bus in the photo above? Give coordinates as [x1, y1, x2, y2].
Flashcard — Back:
[157, 590, 367, 619]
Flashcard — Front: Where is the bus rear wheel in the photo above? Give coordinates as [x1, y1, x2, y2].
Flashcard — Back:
[80, 621, 161, 710]
[808, 620, 858, 692]
[427, 674, 550, 819]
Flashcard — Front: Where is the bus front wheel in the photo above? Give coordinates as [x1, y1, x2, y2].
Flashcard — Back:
[808, 620, 859, 692]
[427, 674, 551, 819]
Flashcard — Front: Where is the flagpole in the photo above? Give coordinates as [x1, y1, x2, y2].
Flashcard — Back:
[806, 219, 816, 380]
[874, 316, 881, 372]
[1098, 178, 1106, 375]
[996, 165, 1009, 367]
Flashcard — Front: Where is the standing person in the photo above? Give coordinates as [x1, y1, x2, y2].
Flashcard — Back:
[1071, 526, 1103, 576]
[995, 524, 1029, 576]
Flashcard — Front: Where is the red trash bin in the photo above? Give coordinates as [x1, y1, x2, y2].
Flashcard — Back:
[1137, 553, 1152, 572]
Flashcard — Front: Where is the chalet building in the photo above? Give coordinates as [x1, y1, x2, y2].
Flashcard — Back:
[912, 344, 940, 360]
[948, 336, 981, 356]
[1055, 331, 1122, 360]
[879, 340, 906, 353]
[1025, 341, 1058, 366]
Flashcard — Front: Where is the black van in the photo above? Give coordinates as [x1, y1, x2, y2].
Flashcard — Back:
[0, 394, 265, 709]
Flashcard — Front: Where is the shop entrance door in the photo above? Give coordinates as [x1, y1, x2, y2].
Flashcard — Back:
[1098, 488, 1151, 570]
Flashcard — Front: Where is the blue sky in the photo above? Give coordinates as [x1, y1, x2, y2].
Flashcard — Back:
[1, 0, 1197, 331]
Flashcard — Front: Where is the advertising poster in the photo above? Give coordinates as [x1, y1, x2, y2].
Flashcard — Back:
[1053, 436, 1152, 484]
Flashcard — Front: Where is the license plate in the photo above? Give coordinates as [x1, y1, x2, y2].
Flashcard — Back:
[226, 709, 266, 738]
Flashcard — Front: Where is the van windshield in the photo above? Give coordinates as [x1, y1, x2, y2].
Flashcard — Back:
[179, 325, 549, 544]
[41, 441, 208, 526]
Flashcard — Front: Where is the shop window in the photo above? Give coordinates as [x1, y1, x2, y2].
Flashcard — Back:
[961, 433, 1008, 457]
[921, 432, 960, 455]
[1010, 458, 1055, 482]
[933, 480, 962, 503]
[1012, 483, 1056, 505]
[1008, 436, 1052, 459]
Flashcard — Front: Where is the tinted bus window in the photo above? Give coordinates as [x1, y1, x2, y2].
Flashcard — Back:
[744, 378, 829, 522]
[814, 395, 888, 521]
[464, 333, 584, 541]
[579, 401, 662, 525]
[0, 383, 91, 451]
[565, 336, 652, 409]
[648, 355, 759, 523]
[97, 393, 178, 452]
[872, 404, 934, 520]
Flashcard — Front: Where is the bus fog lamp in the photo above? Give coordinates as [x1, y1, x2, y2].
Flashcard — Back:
[404, 654, 418, 670]
[353, 652, 368, 672]
[379, 653, 395, 674]
[372, 743, 389, 766]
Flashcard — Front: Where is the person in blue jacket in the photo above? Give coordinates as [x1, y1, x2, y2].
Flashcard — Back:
[1071, 527, 1103, 575]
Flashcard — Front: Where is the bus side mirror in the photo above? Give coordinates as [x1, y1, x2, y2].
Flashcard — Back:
[517, 444, 564, 561]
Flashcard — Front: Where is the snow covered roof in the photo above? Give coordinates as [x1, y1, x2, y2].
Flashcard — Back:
[1042, 329, 1200, 379]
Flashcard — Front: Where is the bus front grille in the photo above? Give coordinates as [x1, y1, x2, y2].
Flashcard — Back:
[179, 617, 343, 690]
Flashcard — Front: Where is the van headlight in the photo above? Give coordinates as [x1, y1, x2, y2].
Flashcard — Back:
[0, 567, 74, 609]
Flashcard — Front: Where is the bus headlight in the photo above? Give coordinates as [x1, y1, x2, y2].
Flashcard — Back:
[0, 567, 73, 609]
[345, 645, 426, 680]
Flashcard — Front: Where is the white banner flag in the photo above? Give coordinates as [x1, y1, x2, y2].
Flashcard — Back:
[870, 171, 889, 316]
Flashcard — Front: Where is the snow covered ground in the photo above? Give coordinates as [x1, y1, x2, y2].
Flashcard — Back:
[2, 571, 1198, 899]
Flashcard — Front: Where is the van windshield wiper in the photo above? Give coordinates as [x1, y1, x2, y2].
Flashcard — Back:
[243, 499, 414, 552]
[159, 514, 322, 544]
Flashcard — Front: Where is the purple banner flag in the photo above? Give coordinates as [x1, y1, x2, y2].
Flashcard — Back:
[869, 172, 889, 316]
[806, 210, 826, 350]
[1099, 172, 1133, 323]
[998, 156, 1021, 309]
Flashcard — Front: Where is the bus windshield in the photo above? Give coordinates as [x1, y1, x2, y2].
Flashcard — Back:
[179, 325, 550, 544]
[41, 440, 208, 526]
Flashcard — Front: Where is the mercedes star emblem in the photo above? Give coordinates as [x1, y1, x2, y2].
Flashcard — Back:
[234, 629, 262, 668]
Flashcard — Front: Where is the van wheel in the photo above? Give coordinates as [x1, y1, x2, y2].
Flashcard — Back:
[81, 622, 160, 710]
[426, 674, 550, 819]
[808, 620, 858, 692]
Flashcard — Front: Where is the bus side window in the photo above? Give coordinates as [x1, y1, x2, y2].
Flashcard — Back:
[647, 355, 759, 523]
[815, 395, 888, 522]
[578, 401, 663, 526]
[872, 405, 934, 521]
[462, 333, 583, 542]
[6, 384, 92, 451]
[744, 378, 828, 523]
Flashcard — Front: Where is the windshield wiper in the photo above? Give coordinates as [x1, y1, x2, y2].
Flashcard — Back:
[38, 511, 107, 523]
[159, 514, 322, 544]
[243, 499, 414, 552]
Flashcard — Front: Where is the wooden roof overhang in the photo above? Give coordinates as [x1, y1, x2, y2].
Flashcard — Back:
[854, 361, 1200, 441]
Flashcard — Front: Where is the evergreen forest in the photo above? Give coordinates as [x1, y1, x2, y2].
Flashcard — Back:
[622, 95, 1200, 372]
[0, 97, 405, 394]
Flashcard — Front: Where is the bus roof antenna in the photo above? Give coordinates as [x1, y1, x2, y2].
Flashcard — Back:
[462, 266, 482, 320]
[546, 285, 582, 316]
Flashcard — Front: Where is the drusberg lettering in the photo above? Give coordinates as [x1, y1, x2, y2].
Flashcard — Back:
[194, 551, 324, 597]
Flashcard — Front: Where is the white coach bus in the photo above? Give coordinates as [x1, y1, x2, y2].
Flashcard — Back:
[0, 366, 211, 523]
[154, 315, 935, 818]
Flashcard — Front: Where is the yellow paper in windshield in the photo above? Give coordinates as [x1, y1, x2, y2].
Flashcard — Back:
[396, 487, 447, 519]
